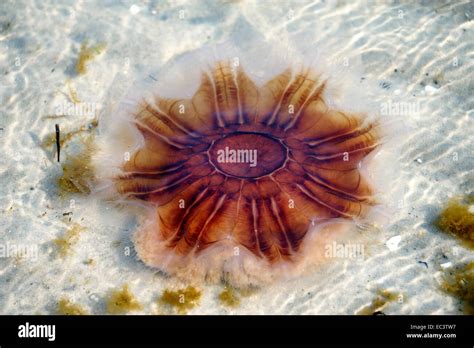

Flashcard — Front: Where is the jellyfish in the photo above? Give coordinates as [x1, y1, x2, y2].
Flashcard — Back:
[93, 40, 402, 286]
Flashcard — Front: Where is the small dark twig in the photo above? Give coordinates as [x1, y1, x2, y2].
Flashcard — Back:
[55, 124, 60, 162]
[418, 261, 429, 269]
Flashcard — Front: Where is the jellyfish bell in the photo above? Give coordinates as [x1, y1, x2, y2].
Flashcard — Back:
[92, 37, 405, 287]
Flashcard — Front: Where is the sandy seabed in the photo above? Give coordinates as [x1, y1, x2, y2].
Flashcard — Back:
[0, 0, 473, 314]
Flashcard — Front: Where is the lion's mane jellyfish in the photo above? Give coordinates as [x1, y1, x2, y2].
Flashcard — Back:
[93, 42, 401, 286]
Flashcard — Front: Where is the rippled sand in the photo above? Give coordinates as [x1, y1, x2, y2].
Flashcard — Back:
[0, 0, 472, 314]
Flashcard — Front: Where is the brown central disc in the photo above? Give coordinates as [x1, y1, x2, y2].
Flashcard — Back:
[209, 132, 287, 178]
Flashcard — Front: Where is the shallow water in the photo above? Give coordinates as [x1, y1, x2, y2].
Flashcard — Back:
[0, 0, 473, 314]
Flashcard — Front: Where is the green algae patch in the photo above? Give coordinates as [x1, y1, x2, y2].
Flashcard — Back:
[75, 40, 106, 75]
[58, 145, 93, 194]
[356, 289, 403, 315]
[53, 223, 85, 257]
[57, 134, 97, 195]
[57, 298, 87, 315]
[218, 285, 259, 308]
[159, 286, 202, 314]
[219, 287, 241, 308]
[67, 80, 81, 103]
[440, 262, 474, 314]
[435, 196, 474, 249]
[106, 284, 142, 314]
